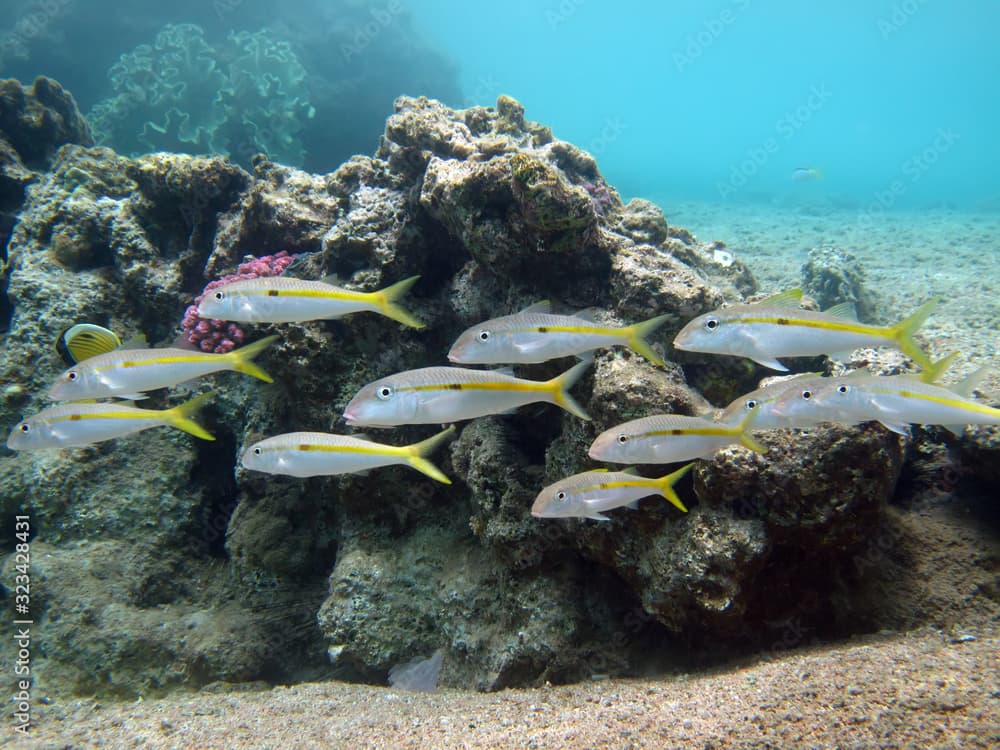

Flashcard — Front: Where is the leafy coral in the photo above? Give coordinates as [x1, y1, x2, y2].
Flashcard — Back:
[87, 23, 314, 167]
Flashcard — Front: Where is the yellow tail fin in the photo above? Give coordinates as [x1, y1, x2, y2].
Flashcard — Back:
[892, 299, 938, 371]
[164, 391, 216, 441]
[625, 313, 670, 367]
[547, 359, 592, 420]
[919, 350, 959, 384]
[375, 275, 424, 329]
[657, 462, 693, 512]
[405, 425, 456, 484]
[734, 408, 766, 453]
[226, 334, 279, 383]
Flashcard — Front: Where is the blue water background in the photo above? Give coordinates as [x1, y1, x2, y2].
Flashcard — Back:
[408, 0, 999, 211]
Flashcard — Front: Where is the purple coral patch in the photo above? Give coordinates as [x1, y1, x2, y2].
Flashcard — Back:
[181, 251, 297, 353]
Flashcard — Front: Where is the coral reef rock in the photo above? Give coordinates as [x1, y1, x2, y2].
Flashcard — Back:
[2, 87, 990, 700]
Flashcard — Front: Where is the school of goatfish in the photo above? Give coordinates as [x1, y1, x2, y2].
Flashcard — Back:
[8, 273, 999, 523]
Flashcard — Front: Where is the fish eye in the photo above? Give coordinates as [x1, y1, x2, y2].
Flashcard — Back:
[253, 447, 262, 456]
[377, 385, 393, 400]
[837, 385, 850, 394]
[67, 371, 78, 382]
[214, 291, 225, 301]
[19, 423, 29, 433]
[801, 390, 813, 400]
[477, 330, 490, 342]
[746, 399, 758, 410]
[704, 318, 719, 331]
[554, 491, 567, 503]
[617, 434, 628, 444]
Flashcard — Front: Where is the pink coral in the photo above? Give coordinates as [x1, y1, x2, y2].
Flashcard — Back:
[181, 251, 297, 353]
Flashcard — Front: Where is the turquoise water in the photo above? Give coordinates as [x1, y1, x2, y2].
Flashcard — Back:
[409, 0, 999, 210]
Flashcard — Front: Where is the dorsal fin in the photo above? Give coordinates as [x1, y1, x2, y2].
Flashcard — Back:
[320, 274, 344, 286]
[519, 301, 551, 314]
[757, 289, 803, 308]
[119, 334, 150, 350]
[620, 466, 640, 475]
[572, 307, 600, 322]
[823, 301, 858, 320]
[951, 366, 991, 398]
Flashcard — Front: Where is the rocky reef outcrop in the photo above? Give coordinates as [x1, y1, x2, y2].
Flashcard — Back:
[1, 83, 996, 699]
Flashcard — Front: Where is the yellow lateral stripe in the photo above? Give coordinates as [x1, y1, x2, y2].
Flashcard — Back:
[508, 325, 613, 336]
[874, 389, 1000, 417]
[90, 354, 223, 375]
[638, 427, 739, 438]
[577, 480, 657, 493]
[239, 288, 367, 302]
[281, 443, 400, 457]
[402, 381, 546, 394]
[728, 315, 885, 335]
[48, 410, 162, 423]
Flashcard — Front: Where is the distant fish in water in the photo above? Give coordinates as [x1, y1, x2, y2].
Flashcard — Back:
[588, 410, 764, 464]
[791, 167, 823, 182]
[7, 392, 215, 450]
[47, 335, 278, 401]
[448, 301, 670, 366]
[531, 464, 693, 521]
[673, 289, 938, 372]
[57, 323, 122, 365]
[343, 361, 592, 427]
[241, 426, 455, 483]
[196, 275, 424, 328]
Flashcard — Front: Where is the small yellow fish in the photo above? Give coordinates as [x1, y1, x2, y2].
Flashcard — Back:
[241, 426, 456, 483]
[673, 289, 937, 372]
[47, 335, 278, 401]
[531, 464, 693, 521]
[7, 392, 215, 450]
[196, 275, 424, 328]
[448, 301, 669, 366]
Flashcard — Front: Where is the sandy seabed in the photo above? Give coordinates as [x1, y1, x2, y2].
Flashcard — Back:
[7, 201, 999, 749]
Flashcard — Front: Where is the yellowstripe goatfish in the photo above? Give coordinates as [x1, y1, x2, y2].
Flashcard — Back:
[447, 301, 670, 366]
[531, 464, 693, 521]
[47, 335, 278, 401]
[196, 275, 424, 328]
[343, 361, 592, 427]
[673, 289, 937, 372]
[773, 371, 1000, 436]
[7, 392, 215, 450]
[589, 410, 764, 464]
[241, 426, 455, 482]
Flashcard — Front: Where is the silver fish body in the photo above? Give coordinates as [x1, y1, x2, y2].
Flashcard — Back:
[787, 375, 1000, 435]
[196, 275, 423, 328]
[240, 426, 454, 482]
[343, 361, 591, 427]
[47, 336, 277, 400]
[589, 412, 762, 464]
[719, 374, 830, 430]
[7, 393, 215, 450]
[448, 307, 668, 366]
[531, 465, 692, 521]
[673, 291, 936, 372]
